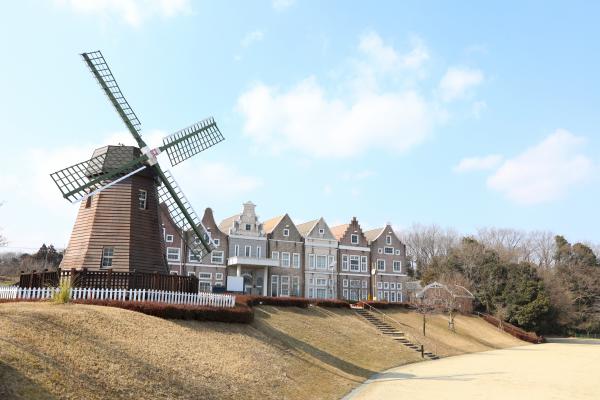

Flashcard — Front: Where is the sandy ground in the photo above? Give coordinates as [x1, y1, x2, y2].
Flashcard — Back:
[345, 339, 600, 400]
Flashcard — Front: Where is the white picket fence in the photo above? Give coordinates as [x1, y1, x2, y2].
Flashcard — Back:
[0, 286, 235, 308]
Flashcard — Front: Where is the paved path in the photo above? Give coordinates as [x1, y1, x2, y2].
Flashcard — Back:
[345, 340, 600, 400]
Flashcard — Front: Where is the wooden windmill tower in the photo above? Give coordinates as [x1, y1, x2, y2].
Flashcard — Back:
[51, 51, 224, 273]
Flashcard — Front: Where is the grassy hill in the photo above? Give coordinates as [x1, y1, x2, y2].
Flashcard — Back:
[0, 302, 525, 400]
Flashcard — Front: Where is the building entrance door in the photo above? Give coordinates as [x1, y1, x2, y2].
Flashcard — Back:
[242, 270, 264, 295]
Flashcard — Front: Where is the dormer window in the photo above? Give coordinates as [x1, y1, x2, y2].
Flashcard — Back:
[386, 235, 392, 245]
[351, 234, 359, 244]
[213, 239, 220, 247]
[283, 228, 289, 237]
[319, 228, 325, 235]
[245, 224, 251, 231]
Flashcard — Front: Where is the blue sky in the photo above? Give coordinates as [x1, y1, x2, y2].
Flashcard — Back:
[1, 0, 599, 251]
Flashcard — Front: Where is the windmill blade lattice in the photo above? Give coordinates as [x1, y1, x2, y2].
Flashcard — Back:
[81, 51, 145, 145]
[161, 117, 224, 167]
[157, 170, 214, 256]
[50, 152, 148, 203]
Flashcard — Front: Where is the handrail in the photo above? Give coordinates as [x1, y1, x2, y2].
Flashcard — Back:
[361, 302, 437, 357]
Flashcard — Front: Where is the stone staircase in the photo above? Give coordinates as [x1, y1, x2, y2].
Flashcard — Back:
[355, 308, 440, 360]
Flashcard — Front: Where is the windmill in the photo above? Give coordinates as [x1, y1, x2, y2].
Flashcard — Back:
[51, 51, 224, 273]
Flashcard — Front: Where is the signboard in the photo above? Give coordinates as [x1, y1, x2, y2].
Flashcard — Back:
[227, 276, 244, 292]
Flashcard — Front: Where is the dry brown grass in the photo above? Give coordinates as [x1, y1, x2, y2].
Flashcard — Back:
[0, 302, 525, 400]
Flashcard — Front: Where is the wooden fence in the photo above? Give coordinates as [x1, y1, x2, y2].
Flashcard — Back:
[19, 268, 198, 293]
[477, 312, 544, 344]
[0, 286, 235, 308]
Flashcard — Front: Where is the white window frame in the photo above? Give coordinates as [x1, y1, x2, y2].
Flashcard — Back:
[395, 249, 401, 255]
[199, 272, 212, 280]
[377, 259, 385, 271]
[215, 273, 223, 281]
[244, 245, 251, 257]
[360, 256, 368, 272]
[328, 255, 335, 269]
[349, 255, 360, 272]
[138, 189, 147, 210]
[390, 282, 396, 290]
[199, 281, 211, 292]
[308, 254, 315, 269]
[272, 251, 280, 260]
[256, 246, 261, 258]
[377, 281, 383, 289]
[343, 289, 349, 299]
[166, 234, 174, 243]
[211, 251, 224, 264]
[213, 238, 220, 247]
[280, 276, 290, 296]
[316, 278, 327, 286]
[343, 279, 348, 287]
[393, 260, 402, 272]
[319, 228, 325, 235]
[101, 247, 114, 268]
[292, 253, 300, 268]
[283, 228, 290, 237]
[351, 234, 359, 244]
[292, 276, 299, 296]
[362, 280, 367, 289]
[390, 291, 397, 302]
[188, 249, 201, 263]
[166, 247, 180, 262]
[378, 248, 383, 254]
[234, 244, 240, 256]
[281, 252, 291, 268]
[188, 271, 195, 276]
[245, 224, 251, 231]
[271, 275, 279, 297]
[316, 255, 327, 270]
[386, 235, 392, 245]
[342, 255, 349, 271]
[384, 247, 394, 254]
[384, 282, 389, 289]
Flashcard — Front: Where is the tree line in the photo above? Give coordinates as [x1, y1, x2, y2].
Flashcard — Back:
[401, 225, 600, 335]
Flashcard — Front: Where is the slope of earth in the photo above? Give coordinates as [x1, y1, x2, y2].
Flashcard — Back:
[0, 302, 525, 400]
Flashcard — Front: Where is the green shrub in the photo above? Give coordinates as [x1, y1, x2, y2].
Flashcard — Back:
[52, 280, 72, 304]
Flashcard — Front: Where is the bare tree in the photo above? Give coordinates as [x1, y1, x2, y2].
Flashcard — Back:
[530, 231, 556, 269]
[400, 224, 459, 271]
[476, 227, 530, 263]
[0, 202, 6, 248]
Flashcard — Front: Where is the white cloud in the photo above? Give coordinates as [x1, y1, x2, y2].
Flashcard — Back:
[54, 0, 191, 27]
[237, 32, 438, 159]
[487, 130, 594, 205]
[358, 32, 429, 71]
[439, 67, 484, 102]
[272, 0, 295, 11]
[454, 154, 503, 173]
[241, 30, 265, 48]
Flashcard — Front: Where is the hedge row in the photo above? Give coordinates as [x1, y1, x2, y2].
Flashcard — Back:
[362, 301, 413, 309]
[237, 295, 351, 309]
[73, 300, 255, 323]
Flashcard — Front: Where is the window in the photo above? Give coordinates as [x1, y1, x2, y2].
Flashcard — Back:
[342, 255, 349, 271]
[271, 275, 279, 297]
[199, 272, 212, 280]
[343, 289, 349, 299]
[390, 291, 397, 302]
[138, 189, 147, 210]
[234, 245, 239, 256]
[292, 276, 299, 296]
[308, 254, 315, 269]
[351, 234, 359, 244]
[395, 249, 401, 255]
[308, 287, 314, 298]
[390, 282, 396, 290]
[199, 281, 211, 292]
[360, 256, 368, 272]
[361, 290, 368, 300]
[316, 255, 327, 270]
[378, 248, 383, 254]
[189, 249, 201, 262]
[101, 247, 114, 268]
[281, 252, 291, 267]
[215, 273, 223, 281]
[280, 276, 290, 296]
[211, 251, 224, 264]
[256, 246, 261, 258]
[85, 195, 92, 209]
[377, 281, 383, 289]
[213, 238, 220, 247]
[383, 291, 389, 301]
[397, 291, 403, 302]
[386, 235, 392, 245]
[166, 247, 180, 262]
[245, 224, 251, 231]
[283, 228, 289, 237]
[384, 247, 394, 254]
[350, 256, 360, 272]
[378, 290, 383, 299]
[362, 280, 367, 288]
[292, 253, 300, 268]
[166, 234, 174, 243]
[393, 260, 402, 272]
[316, 288, 327, 299]
[316, 278, 327, 286]
[319, 228, 325, 235]
[350, 280, 360, 288]
[397, 282, 403, 290]
[384, 282, 389, 289]
[377, 259, 385, 271]
[245, 246, 251, 257]
[170, 270, 178, 275]
[343, 279, 348, 287]
[328, 255, 335, 269]
[188, 271, 195, 276]
[272, 251, 280, 260]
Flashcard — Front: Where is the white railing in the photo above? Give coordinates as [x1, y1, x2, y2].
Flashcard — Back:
[0, 286, 236, 308]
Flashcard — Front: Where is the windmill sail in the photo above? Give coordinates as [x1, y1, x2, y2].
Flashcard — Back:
[161, 117, 225, 167]
[156, 169, 214, 256]
[81, 51, 146, 147]
[50, 150, 148, 203]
